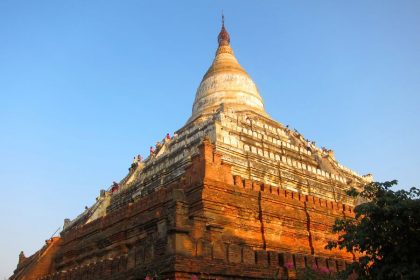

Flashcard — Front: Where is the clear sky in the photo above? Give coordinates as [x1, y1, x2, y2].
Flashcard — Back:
[0, 0, 419, 277]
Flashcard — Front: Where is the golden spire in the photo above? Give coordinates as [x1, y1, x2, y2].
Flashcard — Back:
[188, 15, 268, 123]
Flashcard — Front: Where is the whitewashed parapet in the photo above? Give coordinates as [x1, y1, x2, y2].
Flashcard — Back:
[223, 111, 371, 183]
[219, 130, 349, 185]
[336, 162, 363, 179]
[191, 111, 364, 190]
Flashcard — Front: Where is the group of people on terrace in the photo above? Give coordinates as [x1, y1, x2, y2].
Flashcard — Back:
[109, 133, 178, 197]
[285, 124, 334, 158]
[149, 133, 175, 157]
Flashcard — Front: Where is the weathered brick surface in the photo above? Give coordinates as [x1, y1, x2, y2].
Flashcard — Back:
[11, 141, 354, 279]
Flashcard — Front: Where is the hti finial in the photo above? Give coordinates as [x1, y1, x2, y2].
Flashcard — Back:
[218, 12, 230, 46]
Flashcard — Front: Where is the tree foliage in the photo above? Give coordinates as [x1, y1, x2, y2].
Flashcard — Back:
[326, 180, 420, 279]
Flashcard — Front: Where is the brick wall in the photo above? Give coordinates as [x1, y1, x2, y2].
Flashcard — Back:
[12, 140, 355, 280]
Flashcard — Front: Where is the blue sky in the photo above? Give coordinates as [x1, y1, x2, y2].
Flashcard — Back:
[0, 0, 419, 277]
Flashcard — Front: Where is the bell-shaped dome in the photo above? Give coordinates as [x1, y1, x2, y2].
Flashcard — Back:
[189, 19, 267, 122]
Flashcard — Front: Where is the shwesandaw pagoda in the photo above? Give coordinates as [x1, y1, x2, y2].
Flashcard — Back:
[11, 17, 372, 280]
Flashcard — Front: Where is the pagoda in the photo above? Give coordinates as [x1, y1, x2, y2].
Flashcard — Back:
[11, 18, 371, 280]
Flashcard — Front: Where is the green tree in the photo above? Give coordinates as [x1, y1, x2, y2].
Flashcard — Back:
[327, 180, 420, 279]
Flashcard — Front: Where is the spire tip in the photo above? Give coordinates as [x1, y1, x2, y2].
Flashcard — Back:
[222, 11, 224, 27]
